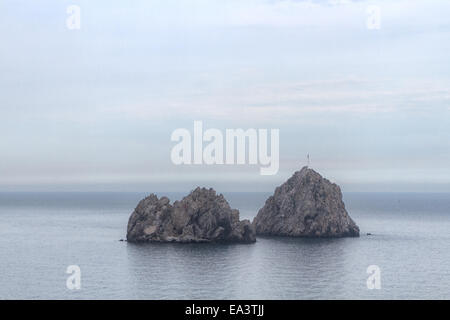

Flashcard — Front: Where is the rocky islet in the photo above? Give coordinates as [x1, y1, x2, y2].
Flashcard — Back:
[126, 167, 359, 243]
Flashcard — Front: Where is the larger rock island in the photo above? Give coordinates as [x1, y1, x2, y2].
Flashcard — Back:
[127, 187, 256, 243]
[253, 167, 359, 237]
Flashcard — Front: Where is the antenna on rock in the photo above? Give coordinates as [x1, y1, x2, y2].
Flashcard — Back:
[307, 154, 310, 167]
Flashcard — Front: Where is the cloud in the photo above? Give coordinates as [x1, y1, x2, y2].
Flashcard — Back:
[100, 77, 450, 123]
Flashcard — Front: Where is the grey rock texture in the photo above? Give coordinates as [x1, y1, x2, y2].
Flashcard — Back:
[127, 187, 256, 243]
[253, 167, 359, 237]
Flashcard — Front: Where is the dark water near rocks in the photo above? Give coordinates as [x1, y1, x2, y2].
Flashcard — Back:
[0, 192, 449, 299]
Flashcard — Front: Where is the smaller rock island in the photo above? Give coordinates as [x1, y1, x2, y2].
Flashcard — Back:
[253, 166, 359, 238]
[127, 187, 256, 243]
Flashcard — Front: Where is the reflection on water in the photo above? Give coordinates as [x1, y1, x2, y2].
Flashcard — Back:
[125, 236, 364, 299]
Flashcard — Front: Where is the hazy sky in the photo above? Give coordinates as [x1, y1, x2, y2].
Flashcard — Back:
[1, 0, 449, 192]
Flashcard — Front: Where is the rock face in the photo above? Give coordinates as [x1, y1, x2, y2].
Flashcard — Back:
[127, 187, 256, 243]
[253, 167, 359, 237]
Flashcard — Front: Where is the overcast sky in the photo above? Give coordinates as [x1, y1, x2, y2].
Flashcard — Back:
[1, 0, 449, 192]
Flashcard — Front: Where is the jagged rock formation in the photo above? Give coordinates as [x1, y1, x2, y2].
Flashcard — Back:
[127, 187, 256, 243]
[253, 167, 359, 237]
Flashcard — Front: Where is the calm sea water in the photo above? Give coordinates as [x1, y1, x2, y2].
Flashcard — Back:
[0, 192, 449, 299]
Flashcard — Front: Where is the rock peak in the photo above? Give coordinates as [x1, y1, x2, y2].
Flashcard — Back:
[297, 166, 322, 177]
[253, 168, 359, 238]
[189, 187, 220, 199]
[299, 165, 310, 172]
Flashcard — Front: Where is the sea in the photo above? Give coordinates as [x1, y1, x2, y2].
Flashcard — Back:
[0, 192, 449, 299]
